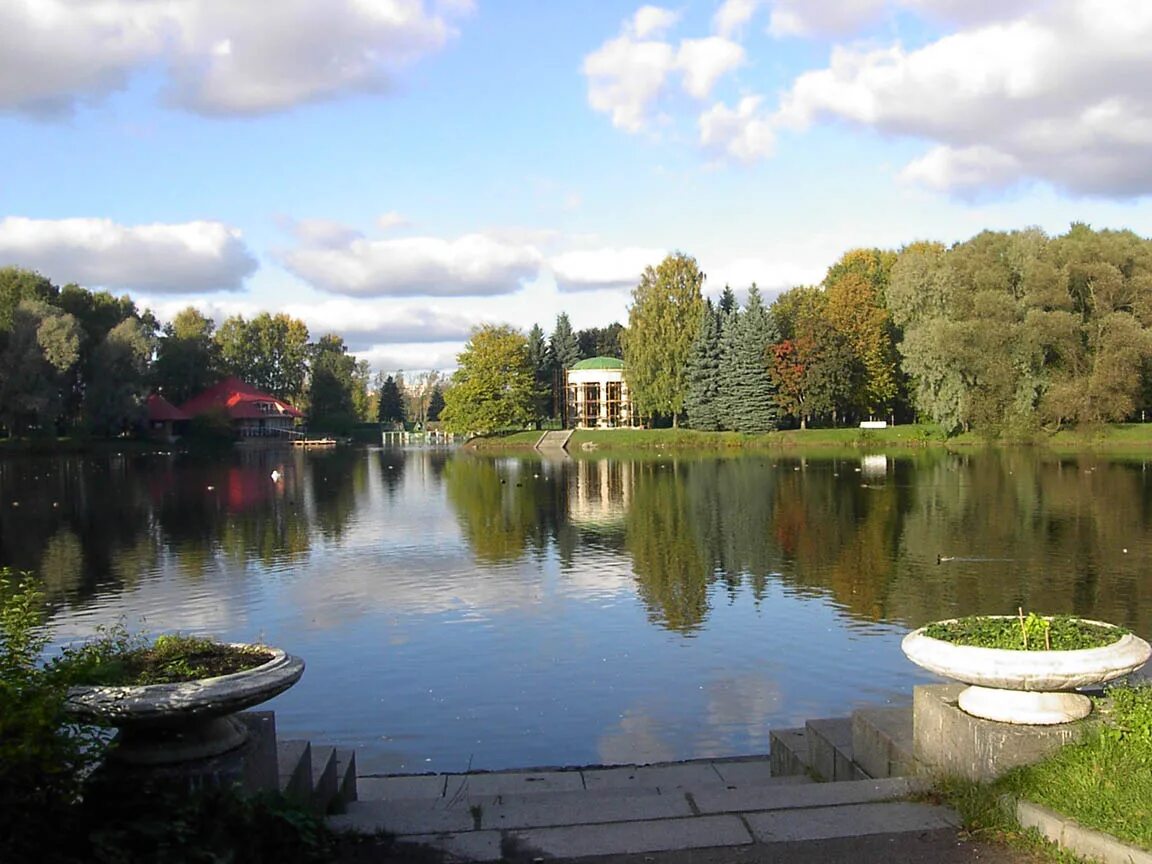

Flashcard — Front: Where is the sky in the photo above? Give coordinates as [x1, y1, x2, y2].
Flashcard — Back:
[1, 0, 1150, 375]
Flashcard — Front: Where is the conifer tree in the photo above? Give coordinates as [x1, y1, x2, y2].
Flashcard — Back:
[718, 286, 779, 433]
[548, 313, 580, 422]
[685, 300, 723, 430]
[718, 285, 737, 316]
[378, 374, 406, 426]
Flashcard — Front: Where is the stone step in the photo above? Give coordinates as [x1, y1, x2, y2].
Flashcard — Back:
[277, 739, 313, 807]
[851, 705, 916, 779]
[382, 791, 953, 862]
[806, 717, 868, 782]
[769, 727, 810, 777]
[330, 775, 929, 837]
[334, 748, 358, 807]
[309, 746, 339, 814]
[355, 757, 809, 803]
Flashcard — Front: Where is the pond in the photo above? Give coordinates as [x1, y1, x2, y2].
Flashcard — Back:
[1, 445, 1150, 774]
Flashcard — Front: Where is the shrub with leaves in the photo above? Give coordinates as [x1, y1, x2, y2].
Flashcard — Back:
[0, 571, 109, 863]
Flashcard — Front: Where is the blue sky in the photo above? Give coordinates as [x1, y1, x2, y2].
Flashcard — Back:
[1, 0, 1150, 372]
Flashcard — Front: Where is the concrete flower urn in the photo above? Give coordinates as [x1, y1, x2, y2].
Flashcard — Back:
[66, 644, 304, 765]
[902, 619, 1150, 725]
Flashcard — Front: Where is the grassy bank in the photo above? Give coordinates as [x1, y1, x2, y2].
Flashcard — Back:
[463, 422, 1152, 454]
[940, 684, 1152, 858]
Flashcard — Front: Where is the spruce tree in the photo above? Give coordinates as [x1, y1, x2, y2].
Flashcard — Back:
[527, 323, 551, 424]
[684, 300, 722, 430]
[719, 287, 780, 433]
[427, 384, 445, 421]
[718, 285, 737, 316]
[548, 313, 581, 422]
[378, 374, 406, 426]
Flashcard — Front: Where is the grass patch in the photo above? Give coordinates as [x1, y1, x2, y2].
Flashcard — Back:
[923, 615, 1125, 651]
[937, 683, 1152, 857]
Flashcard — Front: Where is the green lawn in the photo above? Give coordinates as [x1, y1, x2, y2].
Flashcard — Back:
[463, 422, 1152, 454]
[940, 684, 1152, 857]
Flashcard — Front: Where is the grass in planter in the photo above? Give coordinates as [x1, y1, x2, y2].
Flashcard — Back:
[66, 633, 273, 686]
[923, 613, 1125, 651]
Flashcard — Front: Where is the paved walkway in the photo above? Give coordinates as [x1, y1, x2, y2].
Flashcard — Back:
[330, 757, 971, 862]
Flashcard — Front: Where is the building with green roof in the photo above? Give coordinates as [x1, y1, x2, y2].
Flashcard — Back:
[565, 357, 635, 428]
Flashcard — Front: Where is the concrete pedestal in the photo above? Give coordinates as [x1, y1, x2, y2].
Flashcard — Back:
[912, 685, 1093, 782]
[95, 710, 280, 796]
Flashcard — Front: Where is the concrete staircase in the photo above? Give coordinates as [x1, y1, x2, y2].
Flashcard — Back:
[535, 430, 573, 454]
[329, 751, 951, 861]
[769, 705, 917, 784]
[276, 738, 359, 814]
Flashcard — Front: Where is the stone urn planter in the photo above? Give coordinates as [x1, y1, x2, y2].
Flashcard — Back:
[66, 644, 305, 765]
[902, 618, 1150, 725]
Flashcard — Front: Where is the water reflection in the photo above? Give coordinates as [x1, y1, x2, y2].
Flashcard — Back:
[2, 447, 1150, 772]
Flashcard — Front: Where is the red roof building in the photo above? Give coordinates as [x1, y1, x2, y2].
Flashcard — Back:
[178, 377, 302, 438]
[145, 393, 191, 442]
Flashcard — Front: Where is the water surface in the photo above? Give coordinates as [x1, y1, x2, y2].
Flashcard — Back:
[2, 446, 1149, 773]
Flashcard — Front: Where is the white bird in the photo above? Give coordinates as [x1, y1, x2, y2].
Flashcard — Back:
[271, 470, 281, 482]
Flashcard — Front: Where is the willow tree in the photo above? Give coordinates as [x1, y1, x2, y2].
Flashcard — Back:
[621, 253, 706, 427]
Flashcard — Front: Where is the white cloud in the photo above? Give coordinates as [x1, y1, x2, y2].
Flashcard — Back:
[283, 232, 543, 297]
[699, 96, 775, 162]
[630, 5, 680, 39]
[772, 1, 1152, 196]
[377, 211, 410, 232]
[713, 0, 763, 37]
[767, 0, 888, 37]
[676, 37, 745, 100]
[549, 246, 666, 292]
[583, 34, 677, 133]
[281, 217, 365, 248]
[0, 217, 257, 293]
[0, 0, 472, 117]
[282, 299, 477, 349]
[899, 145, 1022, 194]
[583, 15, 743, 133]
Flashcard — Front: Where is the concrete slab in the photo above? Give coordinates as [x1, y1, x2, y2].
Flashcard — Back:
[481, 786, 693, 830]
[693, 776, 926, 816]
[356, 774, 446, 800]
[328, 798, 476, 835]
[712, 758, 791, 788]
[397, 831, 504, 863]
[641, 762, 729, 790]
[746, 801, 959, 843]
[508, 815, 753, 858]
[443, 769, 584, 798]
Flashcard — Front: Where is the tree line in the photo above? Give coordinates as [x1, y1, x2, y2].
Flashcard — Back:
[442, 223, 1152, 436]
[0, 267, 384, 437]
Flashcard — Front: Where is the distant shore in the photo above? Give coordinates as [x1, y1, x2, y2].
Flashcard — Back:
[465, 423, 1152, 455]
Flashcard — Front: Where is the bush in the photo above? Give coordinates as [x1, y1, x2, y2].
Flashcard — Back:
[0, 571, 109, 864]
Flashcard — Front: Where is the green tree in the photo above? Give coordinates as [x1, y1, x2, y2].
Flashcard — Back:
[377, 375, 406, 426]
[577, 323, 624, 359]
[770, 286, 855, 427]
[427, 384, 445, 421]
[718, 285, 737, 316]
[152, 307, 219, 404]
[0, 301, 81, 435]
[0, 267, 57, 332]
[216, 312, 310, 402]
[548, 313, 580, 422]
[440, 325, 535, 435]
[527, 323, 551, 424]
[717, 286, 779, 432]
[823, 248, 899, 419]
[84, 318, 154, 436]
[684, 301, 722, 430]
[308, 334, 359, 432]
[621, 252, 707, 427]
